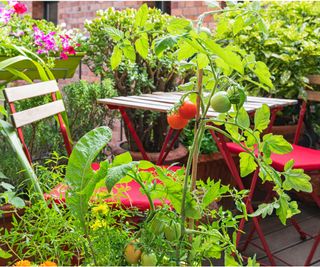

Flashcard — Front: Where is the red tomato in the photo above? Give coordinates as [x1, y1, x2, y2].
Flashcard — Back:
[179, 101, 197, 119]
[167, 112, 189, 130]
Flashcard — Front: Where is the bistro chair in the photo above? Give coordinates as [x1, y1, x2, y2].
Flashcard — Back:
[3, 80, 179, 211]
[222, 77, 320, 265]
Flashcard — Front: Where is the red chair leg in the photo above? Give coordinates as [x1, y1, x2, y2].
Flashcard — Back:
[209, 129, 276, 266]
[305, 232, 320, 266]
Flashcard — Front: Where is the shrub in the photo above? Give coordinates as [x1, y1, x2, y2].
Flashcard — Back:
[83, 5, 191, 152]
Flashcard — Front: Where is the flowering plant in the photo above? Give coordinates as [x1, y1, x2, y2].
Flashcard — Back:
[0, 1, 83, 66]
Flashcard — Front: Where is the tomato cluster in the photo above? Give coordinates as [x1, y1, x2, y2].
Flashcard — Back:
[167, 100, 197, 130]
[210, 87, 246, 113]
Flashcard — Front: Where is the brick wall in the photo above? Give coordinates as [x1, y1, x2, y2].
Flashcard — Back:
[26, 1, 219, 85]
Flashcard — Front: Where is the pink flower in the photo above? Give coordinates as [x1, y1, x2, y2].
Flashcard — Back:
[33, 26, 58, 54]
[0, 8, 14, 23]
[67, 46, 75, 55]
[13, 3, 27, 14]
[60, 52, 68, 60]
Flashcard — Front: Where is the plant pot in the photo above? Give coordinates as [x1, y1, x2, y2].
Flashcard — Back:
[0, 52, 85, 81]
[109, 141, 188, 165]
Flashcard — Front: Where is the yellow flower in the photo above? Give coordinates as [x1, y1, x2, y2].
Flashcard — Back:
[92, 203, 109, 215]
[13, 260, 31, 266]
[91, 219, 107, 230]
[39, 261, 57, 267]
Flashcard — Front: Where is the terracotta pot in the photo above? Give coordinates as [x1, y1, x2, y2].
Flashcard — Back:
[110, 141, 188, 165]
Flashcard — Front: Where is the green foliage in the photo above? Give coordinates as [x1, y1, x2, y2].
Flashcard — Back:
[214, 1, 320, 98]
[1, 200, 84, 266]
[180, 120, 218, 154]
[83, 5, 191, 152]
[0, 182, 25, 209]
[62, 79, 117, 141]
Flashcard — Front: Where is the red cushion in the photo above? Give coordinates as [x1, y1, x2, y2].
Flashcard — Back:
[271, 144, 320, 171]
[45, 164, 182, 210]
[226, 142, 320, 172]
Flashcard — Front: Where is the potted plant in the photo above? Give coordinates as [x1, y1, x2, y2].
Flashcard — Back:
[0, 1, 85, 80]
[83, 5, 191, 160]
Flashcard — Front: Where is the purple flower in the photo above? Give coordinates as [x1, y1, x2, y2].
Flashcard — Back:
[0, 8, 14, 24]
[33, 26, 58, 54]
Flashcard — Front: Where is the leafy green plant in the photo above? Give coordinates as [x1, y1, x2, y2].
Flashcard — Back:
[181, 120, 218, 154]
[0, 181, 25, 209]
[83, 5, 192, 152]
[214, 1, 320, 99]
[62, 79, 117, 141]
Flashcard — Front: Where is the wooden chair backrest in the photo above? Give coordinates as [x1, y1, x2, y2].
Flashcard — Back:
[3, 80, 72, 163]
[3, 80, 65, 128]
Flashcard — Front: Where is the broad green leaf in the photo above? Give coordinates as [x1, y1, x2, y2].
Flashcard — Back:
[5, 67, 33, 83]
[239, 152, 257, 177]
[105, 162, 137, 192]
[0, 248, 12, 259]
[66, 126, 112, 228]
[233, 16, 245, 35]
[9, 196, 25, 209]
[236, 107, 250, 128]
[283, 169, 312, 192]
[105, 26, 124, 41]
[138, 160, 155, 170]
[0, 182, 14, 191]
[225, 251, 239, 266]
[177, 41, 197, 61]
[262, 134, 292, 155]
[254, 61, 273, 88]
[135, 34, 149, 59]
[0, 119, 45, 203]
[251, 202, 279, 218]
[0, 55, 29, 69]
[168, 18, 192, 34]
[135, 3, 148, 28]
[197, 53, 209, 69]
[284, 159, 295, 171]
[112, 152, 132, 166]
[204, 40, 244, 74]
[122, 45, 136, 62]
[202, 180, 220, 209]
[154, 35, 178, 57]
[110, 46, 123, 70]
[254, 104, 270, 132]
[0, 105, 7, 118]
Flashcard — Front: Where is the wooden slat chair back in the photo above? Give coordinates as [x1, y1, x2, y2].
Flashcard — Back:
[3, 80, 72, 163]
[294, 75, 320, 144]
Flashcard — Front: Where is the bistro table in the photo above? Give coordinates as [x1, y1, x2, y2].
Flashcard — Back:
[98, 91, 297, 266]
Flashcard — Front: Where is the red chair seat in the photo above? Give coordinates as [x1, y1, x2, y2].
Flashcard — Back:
[226, 142, 320, 172]
[45, 164, 181, 211]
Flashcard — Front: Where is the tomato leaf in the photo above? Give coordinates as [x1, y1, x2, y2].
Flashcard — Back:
[254, 104, 270, 132]
[239, 152, 257, 177]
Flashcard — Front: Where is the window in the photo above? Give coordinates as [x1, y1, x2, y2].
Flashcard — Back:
[44, 1, 58, 24]
[155, 1, 171, 14]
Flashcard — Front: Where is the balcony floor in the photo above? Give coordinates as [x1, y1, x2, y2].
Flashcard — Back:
[240, 201, 320, 266]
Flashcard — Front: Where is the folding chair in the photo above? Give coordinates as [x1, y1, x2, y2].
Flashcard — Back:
[3, 80, 178, 211]
[220, 80, 320, 265]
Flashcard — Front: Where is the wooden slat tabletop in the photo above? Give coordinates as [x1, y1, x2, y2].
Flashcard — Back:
[98, 91, 297, 117]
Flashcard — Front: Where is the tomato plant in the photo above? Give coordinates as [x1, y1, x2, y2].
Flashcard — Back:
[179, 101, 197, 120]
[167, 112, 189, 130]
[124, 241, 142, 265]
[141, 252, 157, 266]
[210, 91, 231, 113]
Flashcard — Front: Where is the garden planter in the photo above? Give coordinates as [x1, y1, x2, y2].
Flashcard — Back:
[0, 52, 85, 81]
[110, 141, 188, 165]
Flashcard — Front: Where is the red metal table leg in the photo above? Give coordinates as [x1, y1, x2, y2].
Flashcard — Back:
[209, 128, 276, 266]
[118, 107, 150, 161]
[157, 127, 174, 165]
[158, 129, 182, 166]
[305, 233, 320, 266]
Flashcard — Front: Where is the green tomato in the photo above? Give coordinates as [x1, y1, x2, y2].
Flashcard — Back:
[149, 216, 165, 235]
[210, 91, 231, 113]
[141, 252, 157, 266]
[164, 222, 181, 241]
